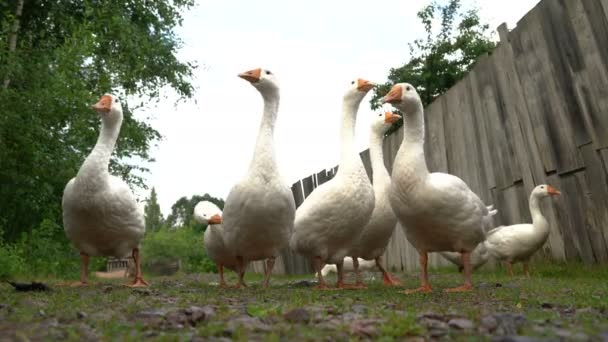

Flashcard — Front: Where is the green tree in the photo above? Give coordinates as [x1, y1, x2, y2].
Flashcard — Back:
[144, 187, 164, 232]
[165, 194, 225, 230]
[0, 0, 195, 242]
[371, 0, 495, 133]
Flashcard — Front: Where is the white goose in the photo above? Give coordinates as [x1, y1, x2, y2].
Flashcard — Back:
[349, 111, 402, 287]
[290, 78, 375, 289]
[382, 83, 495, 293]
[194, 201, 245, 287]
[440, 205, 498, 272]
[484, 184, 560, 277]
[62, 94, 148, 287]
[316, 257, 376, 278]
[222, 68, 296, 288]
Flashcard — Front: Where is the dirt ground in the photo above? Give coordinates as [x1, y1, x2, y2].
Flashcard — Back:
[1, 265, 607, 341]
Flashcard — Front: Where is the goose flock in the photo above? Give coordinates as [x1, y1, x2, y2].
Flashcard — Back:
[61, 68, 561, 292]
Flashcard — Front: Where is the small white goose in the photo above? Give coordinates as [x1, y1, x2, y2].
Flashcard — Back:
[316, 257, 376, 278]
[382, 83, 495, 293]
[194, 201, 245, 287]
[349, 111, 402, 287]
[484, 184, 561, 277]
[290, 78, 375, 289]
[62, 94, 148, 287]
[222, 68, 296, 288]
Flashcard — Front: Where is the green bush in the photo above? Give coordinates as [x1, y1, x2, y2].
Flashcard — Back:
[0, 240, 26, 280]
[141, 225, 216, 274]
[9, 219, 106, 279]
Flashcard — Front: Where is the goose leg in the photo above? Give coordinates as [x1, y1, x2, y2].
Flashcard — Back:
[126, 248, 149, 288]
[335, 260, 348, 289]
[401, 251, 432, 294]
[218, 263, 228, 288]
[352, 257, 367, 289]
[263, 257, 275, 288]
[71, 252, 90, 286]
[445, 251, 473, 292]
[313, 256, 328, 289]
[506, 261, 514, 277]
[235, 256, 247, 289]
[523, 262, 530, 278]
[375, 256, 401, 286]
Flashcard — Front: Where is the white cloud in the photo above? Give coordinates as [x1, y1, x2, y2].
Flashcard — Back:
[133, 0, 540, 214]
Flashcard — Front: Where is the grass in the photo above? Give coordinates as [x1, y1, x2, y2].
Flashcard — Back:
[1, 263, 607, 341]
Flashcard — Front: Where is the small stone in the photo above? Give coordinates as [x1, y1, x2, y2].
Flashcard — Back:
[491, 336, 548, 342]
[351, 304, 368, 314]
[290, 280, 315, 287]
[283, 308, 310, 323]
[133, 289, 151, 296]
[571, 332, 589, 341]
[76, 311, 87, 319]
[417, 312, 445, 321]
[429, 328, 448, 338]
[448, 318, 474, 330]
[554, 329, 572, 339]
[38, 310, 46, 317]
[422, 318, 449, 330]
[481, 315, 498, 332]
[349, 319, 379, 337]
[540, 302, 553, 309]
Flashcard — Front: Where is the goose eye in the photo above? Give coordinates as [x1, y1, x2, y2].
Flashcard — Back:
[114, 99, 118, 103]
[266, 70, 272, 75]
[351, 81, 355, 85]
[406, 86, 411, 91]
[378, 113, 382, 117]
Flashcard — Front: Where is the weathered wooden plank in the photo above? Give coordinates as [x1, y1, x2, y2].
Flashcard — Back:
[316, 169, 330, 186]
[540, 0, 591, 146]
[423, 97, 448, 173]
[471, 55, 516, 189]
[542, 174, 568, 261]
[468, 67, 497, 192]
[601, 149, 608, 174]
[444, 81, 475, 187]
[291, 181, 305, 208]
[359, 149, 373, 182]
[560, 171, 606, 263]
[301, 175, 314, 198]
[550, 173, 595, 263]
[517, 3, 585, 173]
[510, 10, 564, 173]
[574, 171, 608, 262]
[562, 0, 608, 149]
[580, 144, 608, 257]
[491, 39, 542, 195]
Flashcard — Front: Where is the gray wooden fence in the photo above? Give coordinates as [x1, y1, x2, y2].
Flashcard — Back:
[249, 0, 608, 275]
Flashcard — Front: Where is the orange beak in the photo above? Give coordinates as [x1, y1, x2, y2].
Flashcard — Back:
[92, 95, 112, 113]
[208, 214, 222, 225]
[384, 111, 401, 124]
[381, 85, 403, 104]
[238, 68, 262, 83]
[356, 79, 375, 92]
[547, 185, 561, 196]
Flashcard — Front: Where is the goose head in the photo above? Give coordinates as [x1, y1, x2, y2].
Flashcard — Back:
[371, 111, 401, 135]
[532, 184, 561, 198]
[193, 201, 223, 225]
[92, 94, 123, 126]
[238, 68, 279, 95]
[343, 78, 375, 105]
[381, 83, 422, 114]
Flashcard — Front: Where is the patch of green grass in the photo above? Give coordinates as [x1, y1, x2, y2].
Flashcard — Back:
[1, 263, 607, 340]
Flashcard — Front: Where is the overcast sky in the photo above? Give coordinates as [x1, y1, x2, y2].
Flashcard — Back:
[133, 0, 541, 215]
